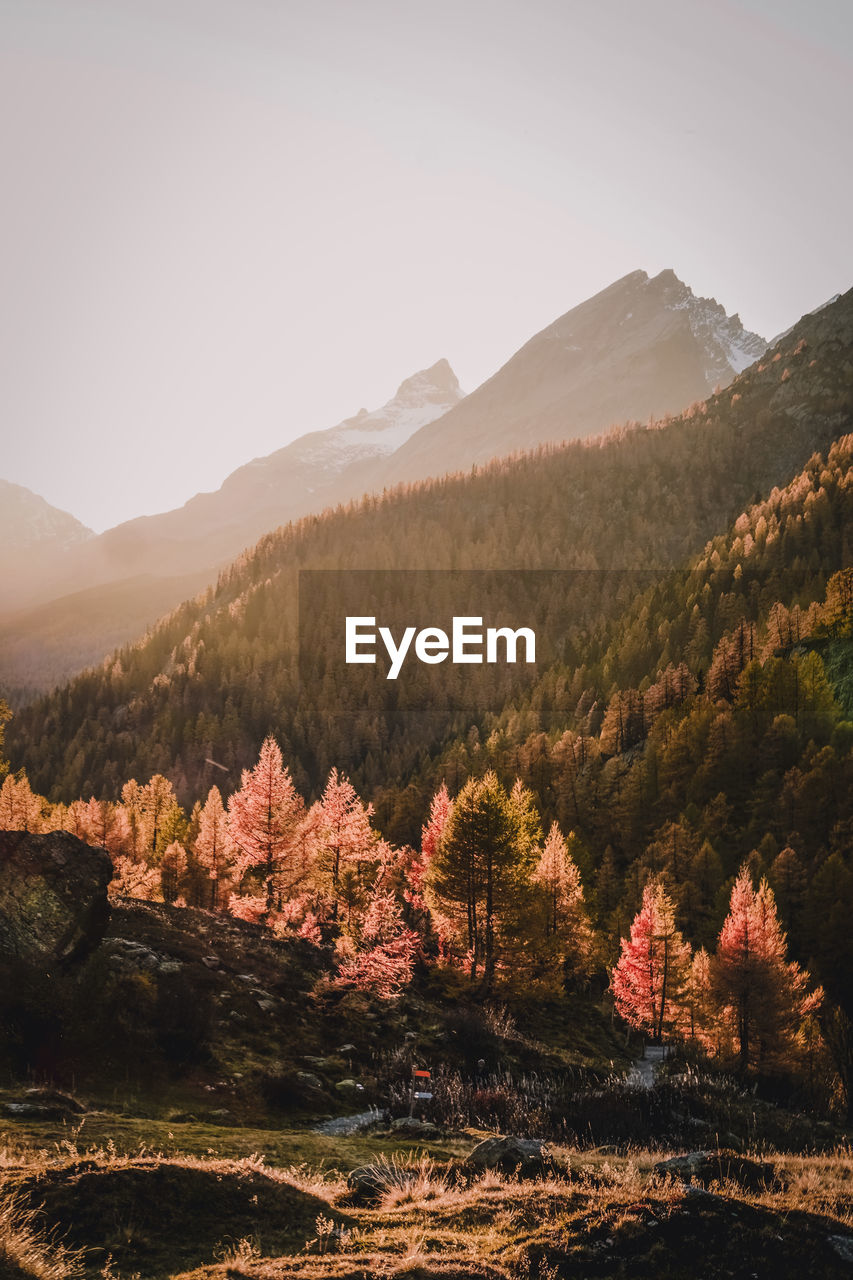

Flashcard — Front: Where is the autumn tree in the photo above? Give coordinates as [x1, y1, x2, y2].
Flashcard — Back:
[611, 878, 691, 1040]
[406, 783, 453, 912]
[710, 866, 821, 1072]
[0, 771, 42, 832]
[336, 883, 418, 999]
[194, 786, 236, 910]
[121, 774, 178, 860]
[227, 736, 305, 913]
[531, 822, 594, 981]
[85, 797, 128, 857]
[310, 768, 379, 921]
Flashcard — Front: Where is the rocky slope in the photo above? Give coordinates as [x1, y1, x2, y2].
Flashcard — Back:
[382, 268, 767, 484]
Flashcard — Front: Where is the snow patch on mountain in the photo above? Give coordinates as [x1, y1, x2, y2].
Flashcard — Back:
[667, 276, 767, 387]
[281, 358, 464, 476]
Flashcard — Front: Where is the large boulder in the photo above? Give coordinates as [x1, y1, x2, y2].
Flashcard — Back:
[346, 1160, 419, 1203]
[0, 830, 112, 968]
[654, 1150, 775, 1191]
[465, 1135, 548, 1176]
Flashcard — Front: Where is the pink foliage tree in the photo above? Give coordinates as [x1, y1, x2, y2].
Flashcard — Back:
[711, 866, 821, 1071]
[311, 768, 379, 921]
[406, 783, 453, 912]
[227, 736, 305, 914]
[194, 786, 236, 910]
[336, 883, 418, 999]
[611, 878, 691, 1040]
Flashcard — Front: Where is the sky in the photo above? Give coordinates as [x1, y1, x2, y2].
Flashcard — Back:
[1, 0, 851, 533]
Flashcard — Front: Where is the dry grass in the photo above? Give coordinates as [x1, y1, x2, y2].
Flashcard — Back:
[0, 1192, 83, 1280]
[1, 1133, 852, 1278]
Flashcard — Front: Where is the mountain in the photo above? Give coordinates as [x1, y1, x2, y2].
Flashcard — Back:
[9, 283, 850, 805]
[84, 357, 465, 583]
[0, 269, 760, 630]
[0, 360, 464, 613]
[0, 362, 463, 700]
[381, 269, 767, 485]
[0, 479, 92, 552]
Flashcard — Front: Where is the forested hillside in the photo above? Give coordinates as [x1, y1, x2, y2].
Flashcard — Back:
[2, 288, 853, 1131]
[7, 288, 852, 806]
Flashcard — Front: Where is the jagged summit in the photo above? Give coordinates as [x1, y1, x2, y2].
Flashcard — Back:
[381, 269, 767, 484]
[267, 358, 464, 471]
[395, 357, 460, 402]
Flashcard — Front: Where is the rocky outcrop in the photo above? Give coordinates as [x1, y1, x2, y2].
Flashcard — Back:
[654, 1150, 775, 1191]
[464, 1135, 549, 1176]
[0, 830, 111, 968]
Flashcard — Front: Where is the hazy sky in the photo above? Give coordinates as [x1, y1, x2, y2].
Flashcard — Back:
[1, 0, 851, 532]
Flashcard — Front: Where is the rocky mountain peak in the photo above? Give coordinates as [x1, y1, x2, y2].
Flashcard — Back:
[393, 358, 462, 405]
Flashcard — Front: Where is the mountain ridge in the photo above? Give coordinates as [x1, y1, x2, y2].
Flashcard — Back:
[8, 283, 851, 802]
[0, 478, 93, 553]
[380, 268, 767, 484]
[0, 269, 775, 699]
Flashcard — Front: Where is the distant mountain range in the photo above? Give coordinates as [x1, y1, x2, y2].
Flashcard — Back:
[0, 268, 770, 697]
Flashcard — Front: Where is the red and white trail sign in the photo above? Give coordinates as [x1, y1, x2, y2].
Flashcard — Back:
[409, 1067, 433, 1112]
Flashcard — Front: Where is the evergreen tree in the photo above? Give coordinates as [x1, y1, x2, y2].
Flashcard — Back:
[427, 770, 538, 984]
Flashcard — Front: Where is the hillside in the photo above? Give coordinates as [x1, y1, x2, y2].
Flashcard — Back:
[3, 892, 852, 1280]
[6, 285, 851, 806]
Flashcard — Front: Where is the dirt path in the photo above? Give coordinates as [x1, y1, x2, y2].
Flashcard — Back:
[314, 1107, 382, 1136]
[626, 1043, 668, 1088]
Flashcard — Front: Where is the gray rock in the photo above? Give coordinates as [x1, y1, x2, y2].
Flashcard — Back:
[3, 1101, 76, 1121]
[465, 1135, 548, 1175]
[347, 1161, 417, 1202]
[335, 1078, 365, 1095]
[391, 1116, 438, 1137]
[297, 1071, 323, 1090]
[654, 1150, 773, 1191]
[829, 1236, 853, 1262]
[105, 938, 181, 974]
[0, 830, 111, 967]
[206, 1108, 233, 1124]
[24, 1087, 86, 1114]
